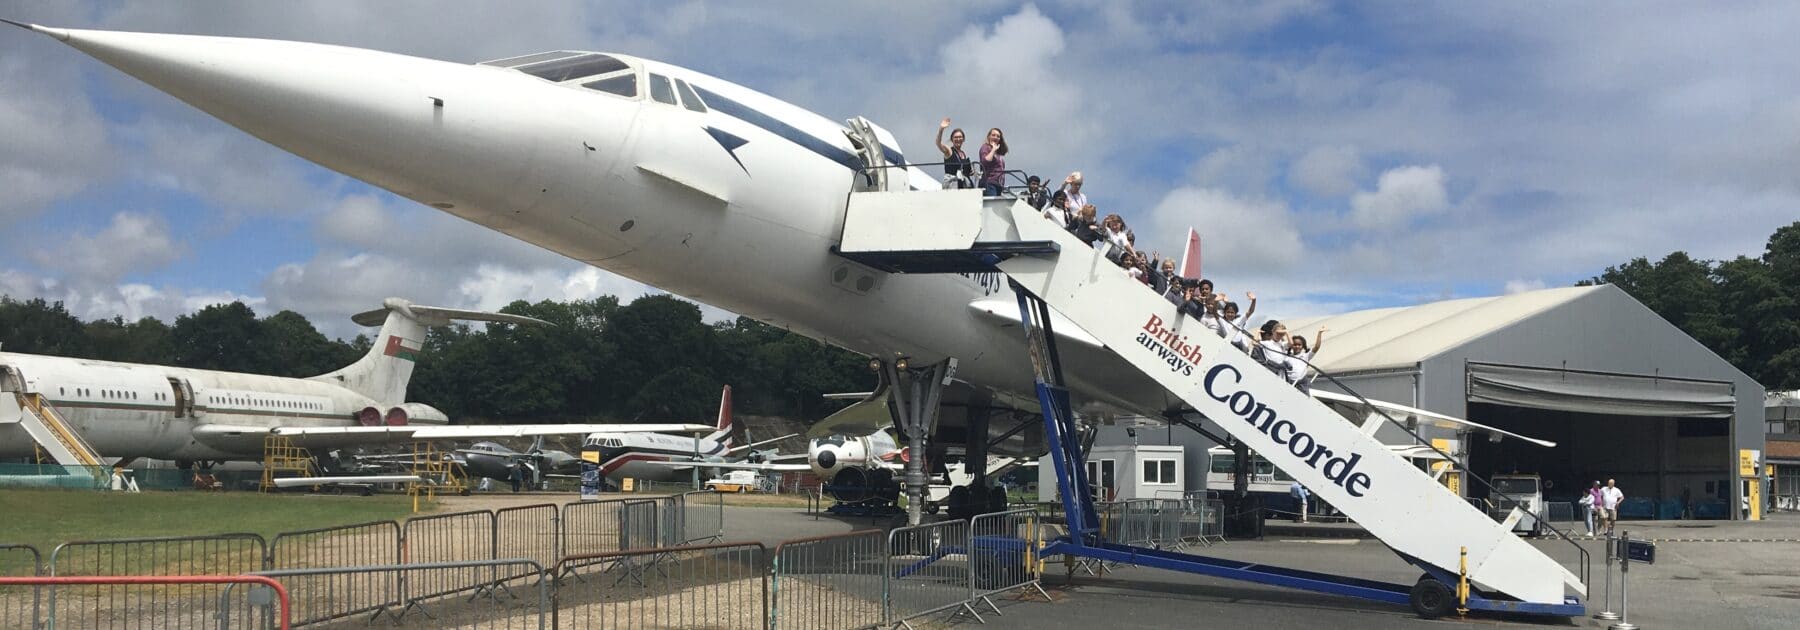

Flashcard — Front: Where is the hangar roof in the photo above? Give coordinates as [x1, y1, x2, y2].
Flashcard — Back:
[1283, 285, 1600, 374]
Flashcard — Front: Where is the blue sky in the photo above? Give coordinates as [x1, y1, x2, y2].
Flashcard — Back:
[2, 2, 1797, 339]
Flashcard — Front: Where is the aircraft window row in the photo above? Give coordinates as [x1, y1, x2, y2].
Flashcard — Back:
[581, 73, 637, 98]
[201, 394, 324, 411]
[90, 388, 140, 401]
[518, 53, 628, 83]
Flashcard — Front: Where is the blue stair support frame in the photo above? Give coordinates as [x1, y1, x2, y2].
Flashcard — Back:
[1007, 282, 1584, 618]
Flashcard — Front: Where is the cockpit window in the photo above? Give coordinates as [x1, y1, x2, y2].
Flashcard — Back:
[582, 73, 638, 98]
[674, 79, 707, 112]
[648, 73, 677, 105]
[518, 54, 629, 83]
[479, 50, 585, 68]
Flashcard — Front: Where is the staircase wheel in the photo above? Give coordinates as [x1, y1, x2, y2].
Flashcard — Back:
[1410, 577, 1457, 619]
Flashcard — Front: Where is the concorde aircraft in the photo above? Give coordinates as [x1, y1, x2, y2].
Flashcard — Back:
[4, 22, 1551, 518]
[0, 297, 713, 465]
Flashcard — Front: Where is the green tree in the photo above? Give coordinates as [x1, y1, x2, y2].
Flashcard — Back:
[1756, 222, 1800, 389]
[627, 366, 720, 418]
[0, 297, 93, 357]
[601, 295, 720, 415]
[85, 316, 174, 364]
[1586, 252, 1733, 350]
[170, 302, 263, 372]
[253, 310, 345, 376]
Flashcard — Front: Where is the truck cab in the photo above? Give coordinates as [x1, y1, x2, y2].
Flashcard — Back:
[1490, 474, 1545, 537]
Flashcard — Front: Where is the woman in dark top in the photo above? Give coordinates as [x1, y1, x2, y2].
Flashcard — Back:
[979, 127, 1008, 196]
[935, 117, 973, 189]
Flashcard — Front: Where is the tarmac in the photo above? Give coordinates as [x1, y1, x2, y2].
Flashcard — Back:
[1005, 513, 1800, 630]
[441, 492, 1800, 628]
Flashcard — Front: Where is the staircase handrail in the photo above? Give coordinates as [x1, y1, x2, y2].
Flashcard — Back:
[19, 393, 105, 468]
[1208, 311, 1590, 588]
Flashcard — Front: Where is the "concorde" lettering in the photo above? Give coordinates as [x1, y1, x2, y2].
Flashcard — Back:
[1203, 363, 1373, 497]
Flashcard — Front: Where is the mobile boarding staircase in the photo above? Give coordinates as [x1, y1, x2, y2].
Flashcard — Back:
[3, 389, 106, 470]
[832, 174, 1588, 618]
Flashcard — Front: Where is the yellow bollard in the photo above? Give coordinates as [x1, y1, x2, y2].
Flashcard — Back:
[1457, 546, 1470, 616]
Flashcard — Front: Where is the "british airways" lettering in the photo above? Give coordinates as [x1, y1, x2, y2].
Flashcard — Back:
[1137, 314, 1203, 376]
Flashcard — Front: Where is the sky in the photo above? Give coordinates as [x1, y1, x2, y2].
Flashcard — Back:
[1, 1, 1796, 340]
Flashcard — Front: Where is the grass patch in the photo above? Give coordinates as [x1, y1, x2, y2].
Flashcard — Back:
[0, 489, 430, 574]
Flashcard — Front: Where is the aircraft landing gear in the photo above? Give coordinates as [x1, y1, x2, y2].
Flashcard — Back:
[881, 357, 955, 526]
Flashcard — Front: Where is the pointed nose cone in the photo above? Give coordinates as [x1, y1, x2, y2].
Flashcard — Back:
[48, 27, 448, 195]
[2, 19, 71, 41]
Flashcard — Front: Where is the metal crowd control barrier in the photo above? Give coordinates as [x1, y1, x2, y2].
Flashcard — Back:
[1151, 499, 1186, 550]
[562, 498, 633, 560]
[268, 520, 404, 625]
[887, 519, 981, 627]
[3, 574, 291, 629]
[1114, 499, 1155, 548]
[969, 508, 1051, 613]
[258, 560, 546, 628]
[1199, 499, 1226, 545]
[622, 500, 662, 551]
[0, 544, 40, 576]
[496, 504, 561, 579]
[1546, 502, 1579, 523]
[401, 510, 496, 604]
[769, 531, 886, 630]
[48, 533, 268, 629]
[552, 542, 766, 629]
[0, 544, 43, 630]
[678, 490, 726, 545]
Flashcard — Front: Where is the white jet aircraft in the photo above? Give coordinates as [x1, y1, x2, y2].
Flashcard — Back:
[5, 22, 1471, 520]
[0, 297, 713, 466]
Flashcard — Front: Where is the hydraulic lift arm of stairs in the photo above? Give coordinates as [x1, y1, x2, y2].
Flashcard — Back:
[835, 188, 1586, 616]
[4, 392, 106, 468]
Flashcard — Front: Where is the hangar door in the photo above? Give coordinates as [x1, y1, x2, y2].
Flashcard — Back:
[1464, 362, 1737, 518]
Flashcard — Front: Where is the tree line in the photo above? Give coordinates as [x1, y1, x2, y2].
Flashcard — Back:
[0, 294, 872, 422]
[1580, 220, 1799, 391]
[5, 220, 1793, 423]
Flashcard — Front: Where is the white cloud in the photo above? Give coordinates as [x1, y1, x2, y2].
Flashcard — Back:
[865, 5, 1097, 184]
[32, 212, 184, 283]
[0, 268, 258, 324]
[120, 118, 330, 218]
[1288, 145, 1365, 198]
[457, 265, 655, 312]
[1144, 187, 1303, 274]
[1349, 165, 1448, 229]
[0, 3, 113, 227]
[1189, 145, 1278, 193]
[1503, 279, 1547, 294]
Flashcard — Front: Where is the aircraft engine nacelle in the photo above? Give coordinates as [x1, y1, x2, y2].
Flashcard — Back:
[808, 435, 869, 479]
[825, 467, 898, 504]
[391, 403, 448, 425]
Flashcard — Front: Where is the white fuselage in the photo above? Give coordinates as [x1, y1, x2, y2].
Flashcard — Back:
[584, 431, 731, 484]
[30, 30, 1171, 424]
[0, 352, 439, 461]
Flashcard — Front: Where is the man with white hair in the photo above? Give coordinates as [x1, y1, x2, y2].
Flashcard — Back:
[1600, 478, 1624, 535]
